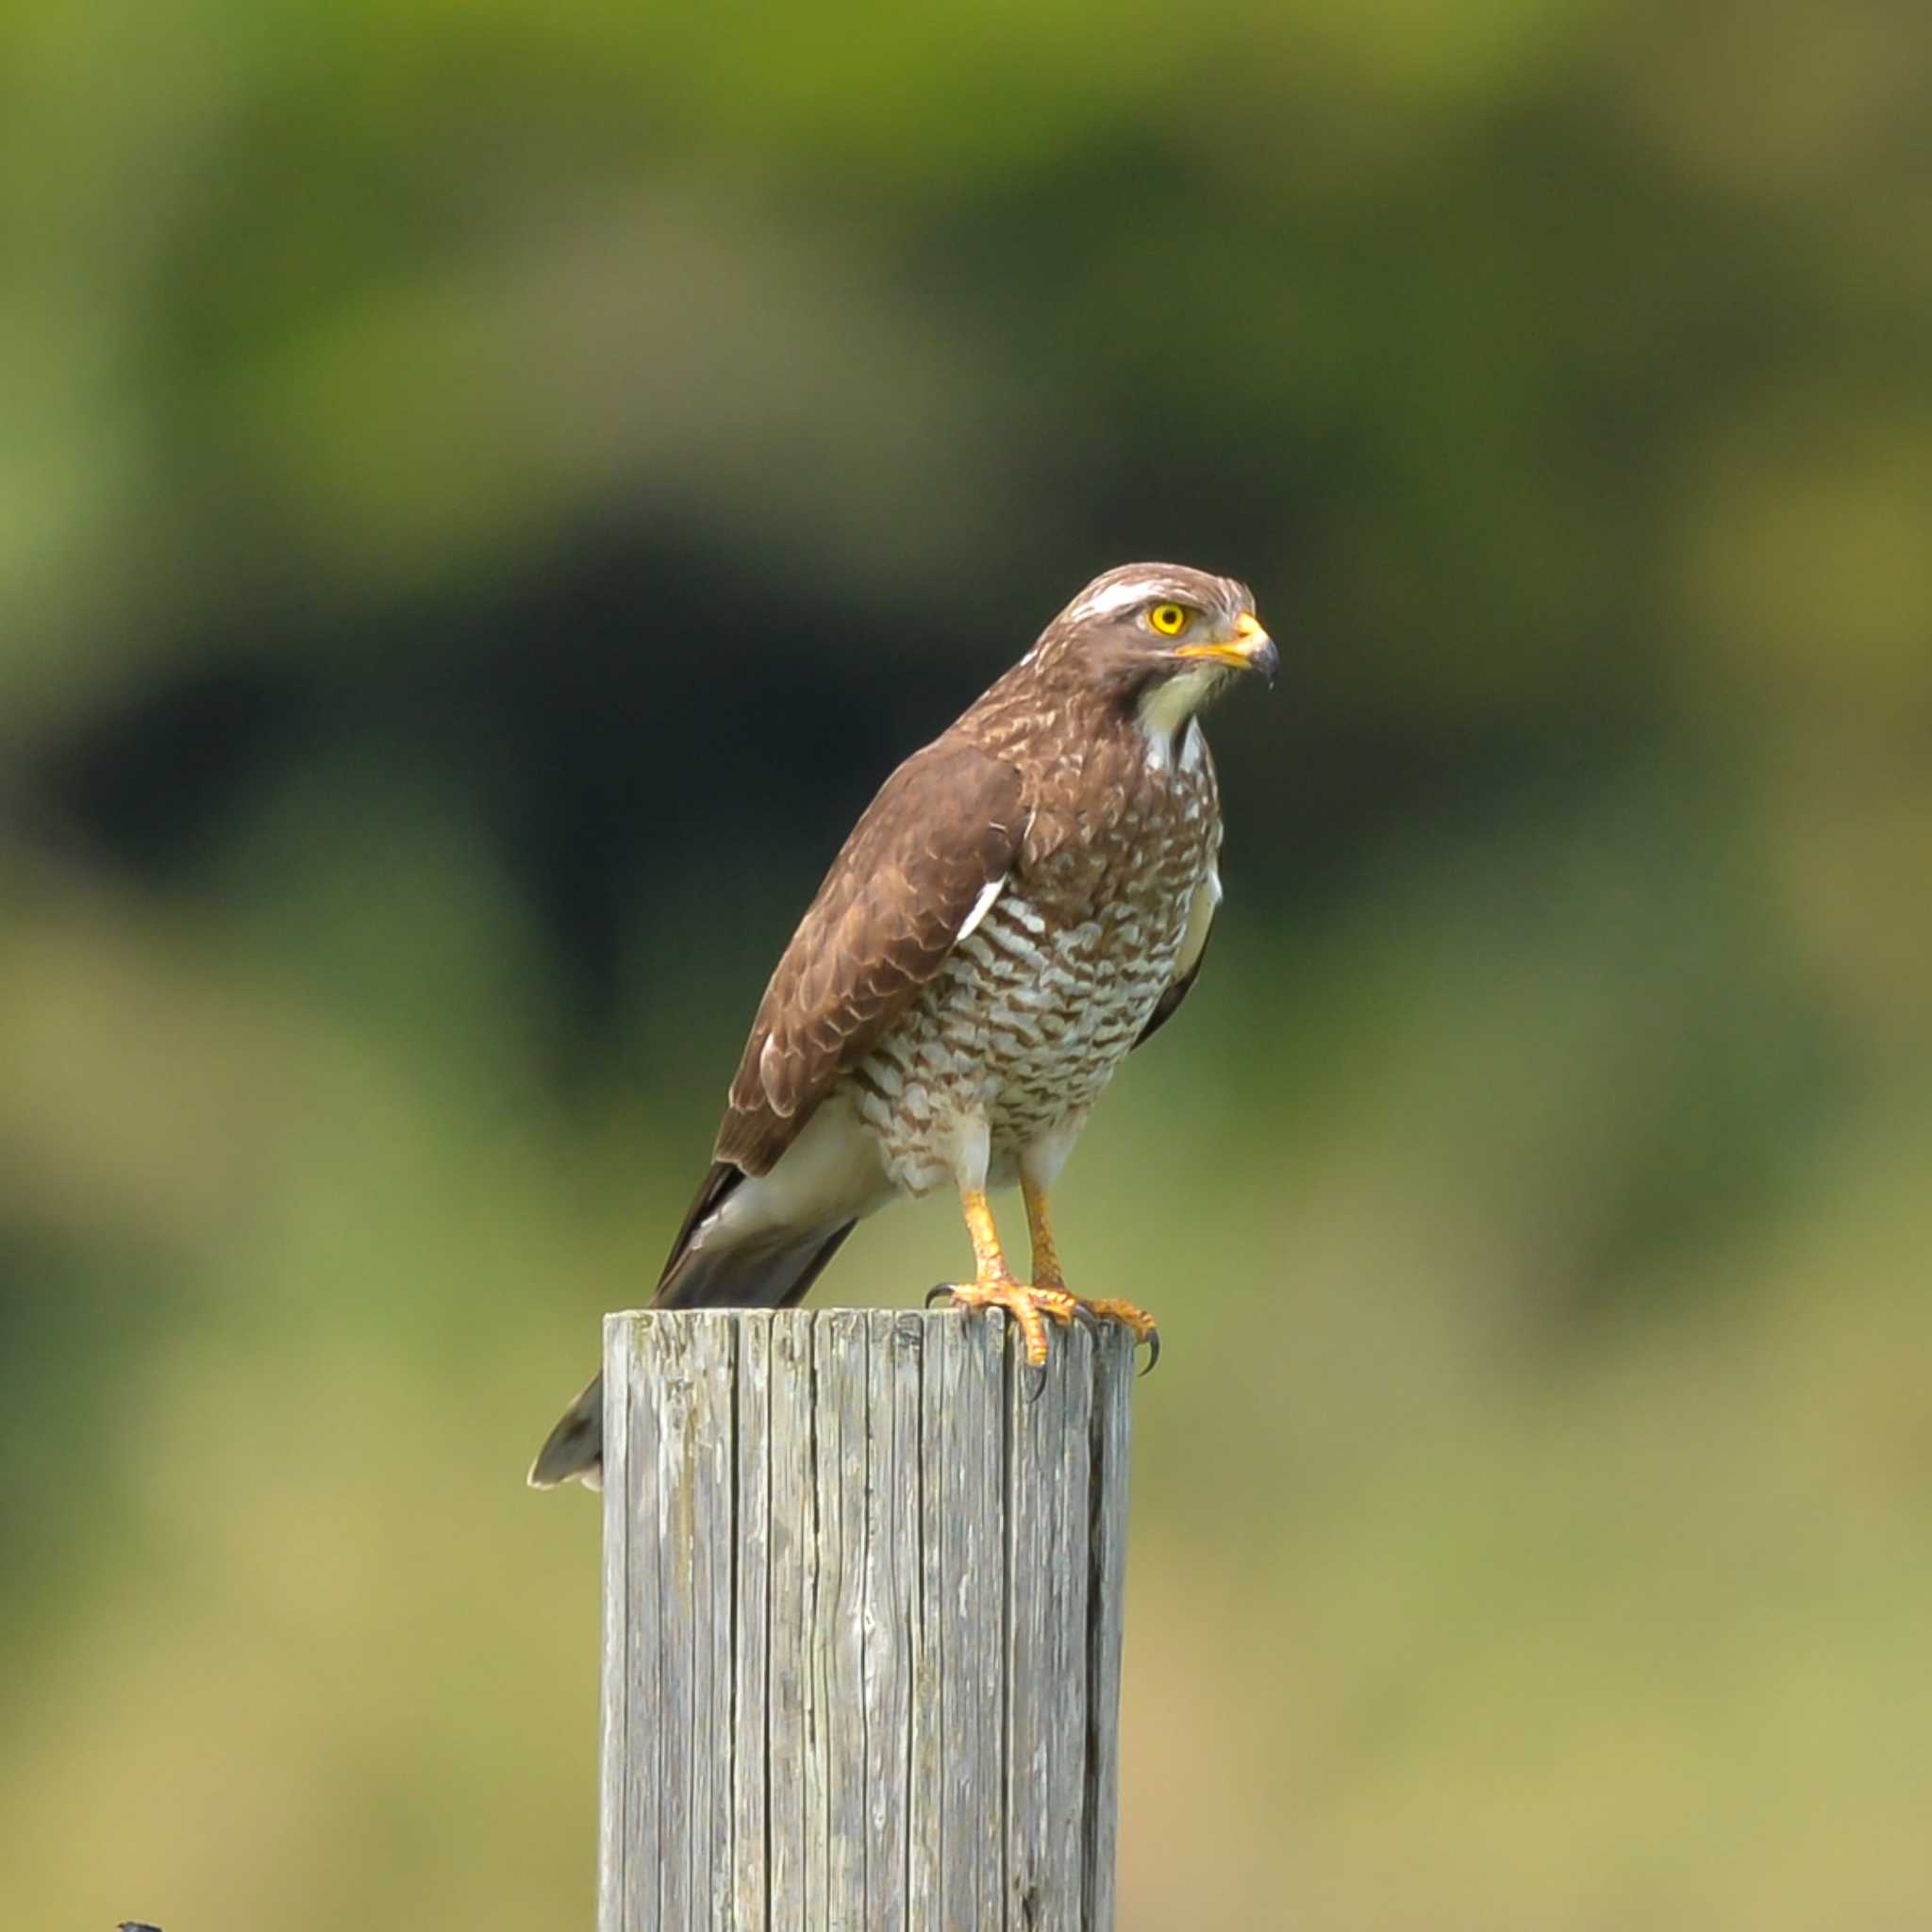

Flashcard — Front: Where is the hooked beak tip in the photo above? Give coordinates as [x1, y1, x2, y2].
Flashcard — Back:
[1235, 612, 1279, 686]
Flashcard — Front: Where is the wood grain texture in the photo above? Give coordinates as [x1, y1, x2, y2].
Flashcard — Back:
[599, 1307, 1136, 1932]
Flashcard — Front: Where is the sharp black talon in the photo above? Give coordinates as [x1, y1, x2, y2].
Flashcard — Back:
[1068, 1302, 1102, 1335]
[1138, 1328, 1162, 1375]
[925, 1284, 958, 1309]
[1022, 1354, 1049, 1402]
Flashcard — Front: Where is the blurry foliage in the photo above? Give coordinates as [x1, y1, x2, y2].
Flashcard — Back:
[3, 0, 1929, 1925]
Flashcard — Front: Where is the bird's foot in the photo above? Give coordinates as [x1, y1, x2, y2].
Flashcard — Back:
[928, 1275, 1079, 1367]
[1054, 1292, 1161, 1374]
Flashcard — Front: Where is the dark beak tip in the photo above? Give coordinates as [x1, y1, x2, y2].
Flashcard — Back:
[1253, 639, 1281, 685]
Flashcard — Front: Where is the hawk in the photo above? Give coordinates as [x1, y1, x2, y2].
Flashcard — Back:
[530, 562, 1276, 1488]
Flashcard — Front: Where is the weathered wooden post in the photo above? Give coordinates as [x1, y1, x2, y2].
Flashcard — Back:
[599, 1306, 1135, 1932]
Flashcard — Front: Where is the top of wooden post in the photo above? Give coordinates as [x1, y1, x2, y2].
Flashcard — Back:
[598, 1306, 1137, 1932]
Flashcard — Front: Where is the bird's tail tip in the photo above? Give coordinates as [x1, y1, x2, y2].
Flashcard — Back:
[527, 1372, 604, 1491]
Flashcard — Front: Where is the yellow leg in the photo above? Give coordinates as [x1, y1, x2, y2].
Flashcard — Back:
[1021, 1177, 1161, 1357]
[1021, 1174, 1068, 1291]
[963, 1185, 1008, 1283]
[941, 1187, 1078, 1367]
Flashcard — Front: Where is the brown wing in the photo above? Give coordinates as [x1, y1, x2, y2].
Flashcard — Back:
[712, 739, 1026, 1176]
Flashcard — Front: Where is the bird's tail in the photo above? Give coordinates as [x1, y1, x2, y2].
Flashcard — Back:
[527, 1371, 607, 1491]
[526, 1206, 857, 1490]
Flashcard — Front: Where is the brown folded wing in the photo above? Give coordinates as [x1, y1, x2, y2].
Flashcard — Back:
[712, 739, 1026, 1178]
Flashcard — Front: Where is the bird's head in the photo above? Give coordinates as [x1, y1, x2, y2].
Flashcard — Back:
[1030, 562, 1278, 742]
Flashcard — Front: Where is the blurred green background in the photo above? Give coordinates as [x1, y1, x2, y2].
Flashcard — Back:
[5, 0, 1929, 1925]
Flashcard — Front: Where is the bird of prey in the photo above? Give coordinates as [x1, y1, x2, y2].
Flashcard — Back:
[530, 561, 1275, 1489]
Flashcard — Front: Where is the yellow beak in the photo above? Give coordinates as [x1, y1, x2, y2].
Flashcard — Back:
[1174, 610, 1279, 681]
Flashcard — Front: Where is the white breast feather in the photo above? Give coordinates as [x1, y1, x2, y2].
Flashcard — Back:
[955, 873, 1007, 944]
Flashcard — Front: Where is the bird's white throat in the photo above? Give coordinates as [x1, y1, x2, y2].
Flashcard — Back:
[1136, 668, 1220, 769]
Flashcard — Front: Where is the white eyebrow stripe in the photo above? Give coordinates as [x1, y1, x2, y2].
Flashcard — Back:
[1067, 575, 1180, 622]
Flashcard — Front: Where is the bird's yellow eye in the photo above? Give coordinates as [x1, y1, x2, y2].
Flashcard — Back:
[1148, 602, 1189, 637]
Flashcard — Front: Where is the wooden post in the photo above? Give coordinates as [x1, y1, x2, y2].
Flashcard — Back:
[599, 1307, 1135, 1932]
